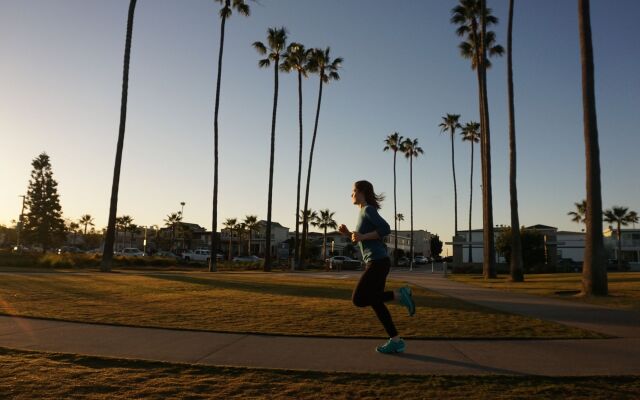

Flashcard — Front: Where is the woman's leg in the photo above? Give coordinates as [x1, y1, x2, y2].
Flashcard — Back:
[352, 258, 398, 337]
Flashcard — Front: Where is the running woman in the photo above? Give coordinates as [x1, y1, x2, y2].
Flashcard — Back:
[338, 180, 416, 354]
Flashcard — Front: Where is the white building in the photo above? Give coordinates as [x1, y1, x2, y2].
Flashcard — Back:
[384, 229, 433, 258]
[454, 225, 586, 265]
[604, 228, 640, 268]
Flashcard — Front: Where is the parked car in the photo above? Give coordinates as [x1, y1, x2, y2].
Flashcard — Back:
[120, 248, 145, 257]
[414, 256, 428, 265]
[57, 246, 82, 255]
[326, 256, 362, 270]
[397, 257, 409, 267]
[182, 249, 211, 262]
[233, 255, 262, 263]
[607, 259, 630, 272]
[155, 251, 178, 259]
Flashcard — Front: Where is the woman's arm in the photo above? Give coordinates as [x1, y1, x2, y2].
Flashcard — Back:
[364, 206, 391, 237]
[352, 230, 380, 242]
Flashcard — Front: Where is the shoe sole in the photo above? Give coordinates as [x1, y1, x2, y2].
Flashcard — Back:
[376, 347, 405, 354]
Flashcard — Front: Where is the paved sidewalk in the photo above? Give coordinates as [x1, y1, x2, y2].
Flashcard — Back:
[392, 271, 640, 338]
[1, 270, 639, 376]
[1, 315, 639, 376]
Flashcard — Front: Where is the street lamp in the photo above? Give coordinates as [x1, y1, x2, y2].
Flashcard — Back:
[180, 202, 186, 250]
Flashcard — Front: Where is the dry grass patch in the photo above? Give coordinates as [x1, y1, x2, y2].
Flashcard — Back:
[1, 347, 639, 400]
[450, 273, 640, 311]
[0, 272, 602, 338]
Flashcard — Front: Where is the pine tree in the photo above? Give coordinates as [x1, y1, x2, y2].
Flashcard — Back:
[23, 153, 65, 252]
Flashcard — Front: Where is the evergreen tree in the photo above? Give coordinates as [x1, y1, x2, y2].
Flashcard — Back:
[23, 153, 65, 251]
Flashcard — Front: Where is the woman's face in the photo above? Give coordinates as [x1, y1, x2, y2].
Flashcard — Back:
[351, 184, 364, 205]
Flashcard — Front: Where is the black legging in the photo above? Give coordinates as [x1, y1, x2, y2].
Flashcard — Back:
[352, 257, 398, 338]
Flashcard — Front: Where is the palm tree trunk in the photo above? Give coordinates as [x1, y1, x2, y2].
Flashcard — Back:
[301, 75, 324, 266]
[508, 0, 524, 282]
[410, 156, 414, 270]
[617, 221, 622, 271]
[468, 140, 474, 263]
[578, 0, 607, 296]
[393, 151, 398, 268]
[101, 0, 137, 272]
[228, 233, 232, 261]
[264, 58, 279, 272]
[294, 70, 303, 270]
[451, 132, 458, 237]
[209, 9, 228, 273]
[480, 0, 497, 279]
[323, 227, 327, 260]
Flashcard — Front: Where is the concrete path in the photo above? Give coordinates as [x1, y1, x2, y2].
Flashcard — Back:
[1, 270, 639, 376]
[392, 271, 640, 339]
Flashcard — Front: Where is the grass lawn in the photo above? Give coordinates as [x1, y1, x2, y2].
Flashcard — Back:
[449, 272, 640, 311]
[2, 347, 639, 400]
[0, 271, 602, 339]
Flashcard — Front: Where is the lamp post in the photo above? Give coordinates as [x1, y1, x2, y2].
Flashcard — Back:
[143, 226, 148, 255]
[180, 202, 186, 250]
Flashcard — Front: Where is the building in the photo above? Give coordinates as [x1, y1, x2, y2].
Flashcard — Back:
[454, 225, 586, 266]
[206, 220, 290, 258]
[384, 230, 433, 258]
[604, 228, 640, 268]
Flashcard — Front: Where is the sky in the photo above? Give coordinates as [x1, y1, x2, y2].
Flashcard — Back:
[1, 0, 639, 247]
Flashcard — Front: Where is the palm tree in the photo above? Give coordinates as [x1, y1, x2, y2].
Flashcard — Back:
[461, 121, 480, 263]
[316, 209, 338, 260]
[300, 47, 343, 265]
[102, 0, 137, 272]
[67, 221, 80, 245]
[384, 132, 404, 267]
[79, 214, 94, 236]
[401, 138, 423, 270]
[243, 215, 259, 255]
[223, 218, 237, 260]
[568, 200, 587, 225]
[299, 209, 319, 233]
[451, 0, 504, 279]
[603, 206, 638, 271]
[128, 223, 139, 248]
[281, 42, 310, 269]
[506, 0, 523, 282]
[396, 213, 404, 231]
[210, 0, 250, 273]
[236, 222, 247, 255]
[120, 215, 133, 249]
[579, 0, 607, 296]
[253, 27, 288, 272]
[439, 114, 462, 237]
[164, 212, 182, 250]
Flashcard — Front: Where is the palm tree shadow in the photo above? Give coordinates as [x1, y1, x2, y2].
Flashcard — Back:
[393, 352, 526, 375]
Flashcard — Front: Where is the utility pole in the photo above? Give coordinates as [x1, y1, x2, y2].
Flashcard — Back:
[180, 202, 186, 250]
[15, 195, 26, 252]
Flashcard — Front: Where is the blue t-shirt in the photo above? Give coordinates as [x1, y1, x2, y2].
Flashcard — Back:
[355, 205, 391, 263]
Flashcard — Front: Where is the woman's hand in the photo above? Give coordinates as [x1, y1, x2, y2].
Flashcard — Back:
[351, 232, 362, 243]
[338, 224, 350, 236]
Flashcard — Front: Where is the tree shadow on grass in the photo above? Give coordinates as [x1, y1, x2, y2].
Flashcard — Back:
[146, 274, 502, 315]
[146, 274, 354, 301]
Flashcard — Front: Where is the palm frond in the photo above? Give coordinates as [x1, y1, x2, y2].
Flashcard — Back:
[258, 58, 270, 68]
[253, 41, 267, 55]
[234, 0, 250, 16]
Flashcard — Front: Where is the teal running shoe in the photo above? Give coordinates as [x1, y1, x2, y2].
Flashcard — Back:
[399, 286, 416, 316]
[376, 338, 406, 354]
